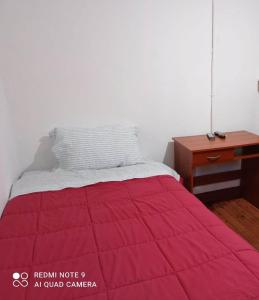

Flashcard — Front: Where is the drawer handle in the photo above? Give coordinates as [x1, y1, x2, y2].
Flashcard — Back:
[207, 155, 221, 161]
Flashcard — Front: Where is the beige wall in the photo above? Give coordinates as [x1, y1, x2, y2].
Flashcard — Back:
[0, 80, 20, 214]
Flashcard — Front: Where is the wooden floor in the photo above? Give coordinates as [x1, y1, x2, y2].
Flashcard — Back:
[208, 198, 259, 250]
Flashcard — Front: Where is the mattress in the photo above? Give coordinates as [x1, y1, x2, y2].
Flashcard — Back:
[1, 170, 259, 299]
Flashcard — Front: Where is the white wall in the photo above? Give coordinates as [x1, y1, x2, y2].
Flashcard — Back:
[0, 0, 258, 176]
[0, 80, 20, 214]
[213, 0, 259, 134]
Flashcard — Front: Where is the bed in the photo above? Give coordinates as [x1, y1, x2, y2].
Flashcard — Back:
[1, 161, 259, 300]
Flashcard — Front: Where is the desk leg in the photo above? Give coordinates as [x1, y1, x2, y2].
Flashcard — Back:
[241, 157, 259, 208]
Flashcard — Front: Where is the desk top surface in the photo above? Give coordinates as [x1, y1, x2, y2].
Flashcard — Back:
[173, 131, 259, 152]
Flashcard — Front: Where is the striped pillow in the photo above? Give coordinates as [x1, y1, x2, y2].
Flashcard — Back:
[51, 125, 143, 170]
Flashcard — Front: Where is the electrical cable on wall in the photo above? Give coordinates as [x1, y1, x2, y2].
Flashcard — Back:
[210, 0, 215, 134]
[207, 0, 216, 141]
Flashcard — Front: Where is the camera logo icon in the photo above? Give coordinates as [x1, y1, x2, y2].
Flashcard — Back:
[12, 272, 29, 287]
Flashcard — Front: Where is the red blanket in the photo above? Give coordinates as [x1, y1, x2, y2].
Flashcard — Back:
[1, 175, 259, 300]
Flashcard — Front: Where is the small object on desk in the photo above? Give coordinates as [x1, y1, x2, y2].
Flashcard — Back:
[207, 133, 216, 141]
[214, 131, 226, 139]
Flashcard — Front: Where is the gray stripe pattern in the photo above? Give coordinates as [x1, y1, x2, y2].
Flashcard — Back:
[52, 125, 143, 170]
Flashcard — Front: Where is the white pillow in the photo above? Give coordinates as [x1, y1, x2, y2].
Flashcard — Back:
[51, 125, 143, 170]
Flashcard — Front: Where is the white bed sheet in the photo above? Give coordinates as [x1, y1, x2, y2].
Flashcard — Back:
[11, 162, 180, 198]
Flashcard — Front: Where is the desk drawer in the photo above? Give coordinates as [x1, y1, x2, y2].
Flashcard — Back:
[193, 149, 234, 166]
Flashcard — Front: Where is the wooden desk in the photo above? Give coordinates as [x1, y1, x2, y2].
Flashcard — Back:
[174, 131, 259, 207]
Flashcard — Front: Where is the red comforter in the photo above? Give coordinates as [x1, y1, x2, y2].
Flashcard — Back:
[1, 175, 259, 300]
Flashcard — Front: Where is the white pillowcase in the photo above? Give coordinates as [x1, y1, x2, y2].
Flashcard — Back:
[51, 125, 144, 170]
